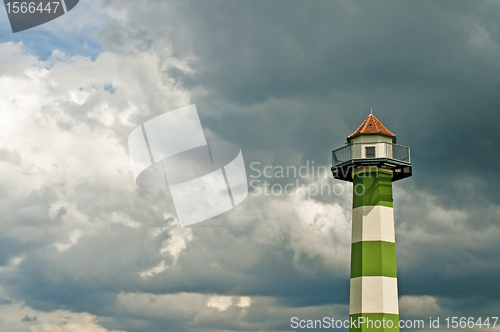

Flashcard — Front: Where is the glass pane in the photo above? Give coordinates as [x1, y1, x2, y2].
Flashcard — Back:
[365, 146, 375, 158]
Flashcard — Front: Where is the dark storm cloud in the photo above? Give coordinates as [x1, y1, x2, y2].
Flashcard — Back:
[0, 236, 25, 266]
[96, 0, 500, 201]
[92, 0, 500, 322]
[20, 315, 37, 322]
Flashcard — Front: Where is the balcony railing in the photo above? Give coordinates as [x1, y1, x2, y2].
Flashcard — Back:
[332, 142, 411, 167]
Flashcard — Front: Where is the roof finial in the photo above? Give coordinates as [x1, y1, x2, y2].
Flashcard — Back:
[370, 108, 373, 115]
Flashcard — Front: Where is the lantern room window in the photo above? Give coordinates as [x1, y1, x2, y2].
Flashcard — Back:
[365, 146, 376, 158]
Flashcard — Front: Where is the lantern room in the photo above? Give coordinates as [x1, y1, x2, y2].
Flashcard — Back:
[331, 113, 412, 182]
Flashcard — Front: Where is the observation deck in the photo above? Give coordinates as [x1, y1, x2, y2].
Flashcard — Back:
[331, 142, 412, 182]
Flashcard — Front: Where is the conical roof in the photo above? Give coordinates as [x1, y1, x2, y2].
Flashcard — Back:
[347, 114, 396, 142]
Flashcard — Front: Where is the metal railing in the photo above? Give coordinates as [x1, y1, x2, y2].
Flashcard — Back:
[332, 142, 411, 166]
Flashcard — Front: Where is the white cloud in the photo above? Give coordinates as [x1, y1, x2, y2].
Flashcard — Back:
[206, 296, 233, 311]
[238, 180, 352, 274]
[138, 260, 167, 279]
[139, 217, 193, 278]
[236, 296, 252, 308]
[54, 229, 83, 252]
[0, 41, 190, 243]
[288, 190, 351, 270]
[159, 219, 193, 263]
[0, 40, 194, 326]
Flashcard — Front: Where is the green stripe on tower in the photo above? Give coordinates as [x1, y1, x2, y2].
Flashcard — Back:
[353, 172, 393, 209]
[349, 313, 399, 332]
[351, 241, 397, 278]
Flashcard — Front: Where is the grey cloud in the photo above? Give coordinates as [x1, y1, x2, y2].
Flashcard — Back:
[1, 1, 500, 331]
[0, 298, 12, 306]
[20, 315, 37, 322]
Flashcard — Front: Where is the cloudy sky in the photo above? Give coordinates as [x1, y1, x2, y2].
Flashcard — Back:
[1, 0, 500, 331]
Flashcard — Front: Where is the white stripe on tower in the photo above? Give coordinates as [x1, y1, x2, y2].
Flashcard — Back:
[352, 205, 395, 243]
[350, 277, 399, 314]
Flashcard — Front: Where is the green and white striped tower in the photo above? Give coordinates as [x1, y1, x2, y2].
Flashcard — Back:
[331, 113, 412, 332]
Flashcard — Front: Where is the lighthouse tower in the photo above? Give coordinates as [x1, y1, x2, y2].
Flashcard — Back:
[331, 113, 412, 331]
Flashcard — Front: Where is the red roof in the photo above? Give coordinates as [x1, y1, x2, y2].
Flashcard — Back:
[347, 114, 396, 141]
